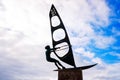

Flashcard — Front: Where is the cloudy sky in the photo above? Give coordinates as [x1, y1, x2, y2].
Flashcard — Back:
[0, 0, 120, 80]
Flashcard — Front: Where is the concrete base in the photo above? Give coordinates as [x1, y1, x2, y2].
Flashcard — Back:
[58, 69, 83, 80]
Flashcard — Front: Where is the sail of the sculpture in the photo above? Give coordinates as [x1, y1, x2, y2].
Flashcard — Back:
[49, 4, 76, 67]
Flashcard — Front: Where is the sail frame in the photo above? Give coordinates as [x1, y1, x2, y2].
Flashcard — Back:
[49, 4, 76, 67]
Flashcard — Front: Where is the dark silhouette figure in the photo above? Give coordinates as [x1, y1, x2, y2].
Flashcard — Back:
[45, 45, 65, 69]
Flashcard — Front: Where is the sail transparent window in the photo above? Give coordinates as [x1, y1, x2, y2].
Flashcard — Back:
[53, 29, 65, 41]
[51, 16, 60, 27]
[55, 42, 69, 57]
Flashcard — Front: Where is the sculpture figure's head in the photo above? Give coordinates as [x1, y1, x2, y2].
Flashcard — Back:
[45, 45, 50, 49]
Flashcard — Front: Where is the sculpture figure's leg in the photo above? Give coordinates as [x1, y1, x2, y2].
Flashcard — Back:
[55, 62, 61, 69]
[57, 61, 65, 69]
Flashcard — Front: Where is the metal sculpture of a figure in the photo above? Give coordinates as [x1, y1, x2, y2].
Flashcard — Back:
[45, 4, 97, 71]
[45, 45, 65, 69]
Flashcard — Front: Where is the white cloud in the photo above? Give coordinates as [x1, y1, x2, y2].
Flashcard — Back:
[0, 0, 119, 80]
[75, 47, 95, 59]
[108, 52, 120, 59]
[92, 57, 103, 64]
[112, 27, 120, 36]
[1, 0, 51, 45]
[83, 63, 120, 80]
[74, 48, 120, 80]
[0, 28, 55, 80]
[0, 37, 56, 79]
[93, 35, 116, 49]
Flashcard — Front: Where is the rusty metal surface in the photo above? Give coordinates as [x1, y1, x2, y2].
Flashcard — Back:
[58, 69, 83, 80]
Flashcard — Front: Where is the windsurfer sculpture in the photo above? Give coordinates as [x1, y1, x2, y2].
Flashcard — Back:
[45, 45, 65, 69]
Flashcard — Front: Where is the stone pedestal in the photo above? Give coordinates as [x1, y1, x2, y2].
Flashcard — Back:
[58, 69, 83, 80]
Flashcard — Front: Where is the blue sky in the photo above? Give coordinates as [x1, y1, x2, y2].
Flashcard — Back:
[91, 0, 120, 63]
[74, 0, 120, 64]
[0, 0, 120, 80]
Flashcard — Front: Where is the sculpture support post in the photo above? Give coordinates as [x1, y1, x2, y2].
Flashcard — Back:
[58, 69, 83, 80]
